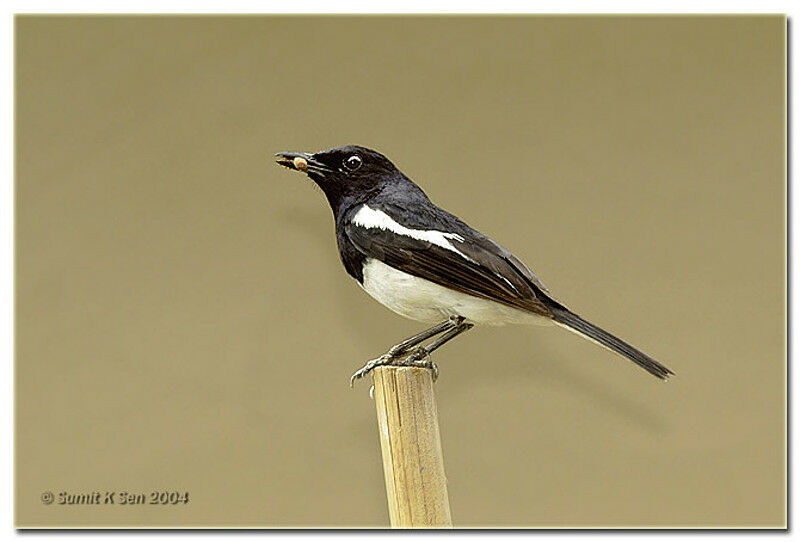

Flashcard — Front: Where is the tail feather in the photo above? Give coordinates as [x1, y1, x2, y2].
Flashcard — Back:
[550, 307, 674, 380]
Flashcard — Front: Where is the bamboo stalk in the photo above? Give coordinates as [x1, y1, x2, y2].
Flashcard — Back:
[371, 366, 452, 528]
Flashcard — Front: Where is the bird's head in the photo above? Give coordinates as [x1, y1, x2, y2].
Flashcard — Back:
[275, 145, 403, 208]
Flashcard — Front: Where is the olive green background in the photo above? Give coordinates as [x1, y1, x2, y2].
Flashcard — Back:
[15, 15, 785, 528]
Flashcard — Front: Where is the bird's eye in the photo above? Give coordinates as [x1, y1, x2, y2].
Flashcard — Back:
[344, 155, 362, 171]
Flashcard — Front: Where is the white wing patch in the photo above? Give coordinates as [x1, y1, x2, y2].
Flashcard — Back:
[352, 205, 469, 258]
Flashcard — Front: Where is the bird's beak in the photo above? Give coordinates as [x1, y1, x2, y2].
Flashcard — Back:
[275, 152, 331, 176]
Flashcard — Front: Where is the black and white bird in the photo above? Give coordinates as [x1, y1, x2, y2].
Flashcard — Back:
[275, 145, 673, 385]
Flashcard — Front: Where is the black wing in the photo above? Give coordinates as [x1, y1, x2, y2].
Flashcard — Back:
[344, 219, 560, 318]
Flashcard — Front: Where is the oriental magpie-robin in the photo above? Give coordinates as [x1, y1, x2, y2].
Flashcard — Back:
[275, 146, 673, 385]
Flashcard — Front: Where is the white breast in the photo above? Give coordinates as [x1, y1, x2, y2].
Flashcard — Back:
[360, 258, 549, 326]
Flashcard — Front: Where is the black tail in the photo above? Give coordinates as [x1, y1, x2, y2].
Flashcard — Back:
[550, 307, 674, 380]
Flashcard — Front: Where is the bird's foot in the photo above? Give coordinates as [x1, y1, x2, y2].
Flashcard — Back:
[350, 353, 398, 387]
[403, 346, 439, 381]
[349, 348, 439, 387]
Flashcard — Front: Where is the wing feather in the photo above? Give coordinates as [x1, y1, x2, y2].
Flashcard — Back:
[344, 221, 554, 317]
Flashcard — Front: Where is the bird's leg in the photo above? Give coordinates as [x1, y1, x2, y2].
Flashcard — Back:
[385, 316, 464, 357]
[401, 320, 475, 380]
[349, 316, 464, 386]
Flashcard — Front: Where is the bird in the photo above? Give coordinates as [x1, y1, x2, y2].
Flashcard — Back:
[275, 145, 673, 385]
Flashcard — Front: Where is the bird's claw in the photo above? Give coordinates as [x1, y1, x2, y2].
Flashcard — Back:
[349, 348, 439, 387]
[349, 353, 396, 387]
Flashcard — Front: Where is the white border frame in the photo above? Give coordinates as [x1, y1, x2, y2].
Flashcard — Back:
[4, 5, 791, 539]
